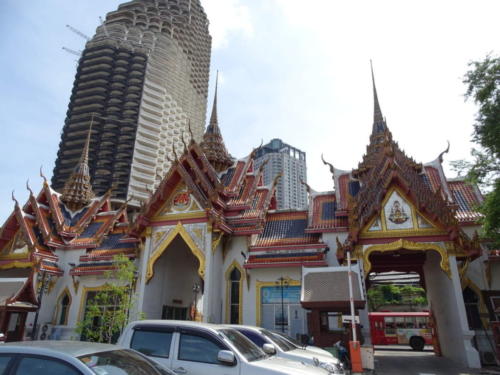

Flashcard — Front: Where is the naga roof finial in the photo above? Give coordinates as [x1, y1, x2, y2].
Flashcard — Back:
[11, 190, 19, 207]
[438, 140, 451, 163]
[321, 153, 336, 190]
[40, 166, 48, 185]
[26, 179, 34, 196]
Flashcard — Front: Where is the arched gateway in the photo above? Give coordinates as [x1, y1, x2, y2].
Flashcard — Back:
[328, 69, 483, 367]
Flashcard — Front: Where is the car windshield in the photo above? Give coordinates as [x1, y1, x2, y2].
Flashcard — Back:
[79, 349, 173, 375]
[271, 331, 302, 348]
[219, 329, 268, 362]
[261, 330, 296, 352]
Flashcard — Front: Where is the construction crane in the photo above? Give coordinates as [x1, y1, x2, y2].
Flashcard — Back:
[62, 47, 81, 57]
[66, 24, 90, 41]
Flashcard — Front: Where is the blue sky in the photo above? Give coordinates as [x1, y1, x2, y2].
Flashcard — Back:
[1, 0, 499, 222]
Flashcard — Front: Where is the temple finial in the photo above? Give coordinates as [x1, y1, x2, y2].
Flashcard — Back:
[207, 70, 220, 135]
[200, 71, 233, 172]
[370, 60, 387, 135]
[61, 115, 95, 210]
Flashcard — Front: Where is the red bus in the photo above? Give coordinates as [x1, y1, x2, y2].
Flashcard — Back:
[369, 312, 432, 351]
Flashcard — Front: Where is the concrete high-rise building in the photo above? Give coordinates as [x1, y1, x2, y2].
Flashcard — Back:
[254, 138, 308, 210]
[52, 0, 211, 206]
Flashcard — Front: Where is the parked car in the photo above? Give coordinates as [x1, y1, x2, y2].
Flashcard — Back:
[118, 320, 335, 375]
[0, 340, 174, 374]
[270, 331, 335, 358]
[227, 325, 344, 374]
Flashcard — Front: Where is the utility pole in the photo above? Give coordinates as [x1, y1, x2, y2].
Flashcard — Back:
[276, 277, 289, 333]
[347, 249, 363, 373]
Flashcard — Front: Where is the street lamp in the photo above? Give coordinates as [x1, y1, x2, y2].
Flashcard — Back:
[275, 277, 289, 333]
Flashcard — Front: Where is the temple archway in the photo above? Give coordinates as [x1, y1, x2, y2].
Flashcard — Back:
[142, 233, 204, 321]
[362, 240, 479, 367]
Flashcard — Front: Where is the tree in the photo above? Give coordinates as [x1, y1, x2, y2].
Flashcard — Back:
[457, 54, 500, 247]
[76, 254, 138, 343]
[367, 285, 427, 311]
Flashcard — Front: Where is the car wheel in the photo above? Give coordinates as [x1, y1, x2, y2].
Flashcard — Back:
[409, 336, 425, 351]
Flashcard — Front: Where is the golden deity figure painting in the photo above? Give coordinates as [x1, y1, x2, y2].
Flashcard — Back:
[388, 200, 409, 224]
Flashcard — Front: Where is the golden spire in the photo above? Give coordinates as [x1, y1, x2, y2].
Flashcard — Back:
[61, 116, 95, 210]
[200, 71, 233, 172]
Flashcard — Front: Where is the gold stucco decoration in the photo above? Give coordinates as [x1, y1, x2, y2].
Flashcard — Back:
[146, 222, 205, 283]
[362, 239, 451, 278]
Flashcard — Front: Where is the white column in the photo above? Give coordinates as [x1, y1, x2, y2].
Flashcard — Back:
[135, 235, 152, 318]
[202, 229, 213, 322]
[424, 252, 480, 368]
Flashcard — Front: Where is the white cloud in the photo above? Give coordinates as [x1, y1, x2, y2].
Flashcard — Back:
[202, 0, 253, 49]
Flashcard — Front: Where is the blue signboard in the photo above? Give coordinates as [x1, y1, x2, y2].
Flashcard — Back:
[261, 286, 301, 304]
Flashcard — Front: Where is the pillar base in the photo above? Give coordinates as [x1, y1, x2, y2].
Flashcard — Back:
[349, 340, 363, 373]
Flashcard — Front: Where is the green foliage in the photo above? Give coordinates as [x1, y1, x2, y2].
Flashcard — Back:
[457, 54, 500, 248]
[367, 285, 427, 311]
[76, 254, 137, 343]
[464, 54, 500, 158]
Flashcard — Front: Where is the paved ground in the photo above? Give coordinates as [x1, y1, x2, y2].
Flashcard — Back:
[373, 346, 488, 375]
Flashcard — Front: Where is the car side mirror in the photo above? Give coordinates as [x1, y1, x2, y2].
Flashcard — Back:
[262, 343, 276, 355]
[217, 350, 236, 366]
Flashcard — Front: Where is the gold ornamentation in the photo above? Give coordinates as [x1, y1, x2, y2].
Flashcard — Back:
[154, 231, 165, 246]
[388, 200, 409, 224]
[72, 276, 80, 293]
[360, 186, 445, 239]
[363, 239, 451, 278]
[146, 222, 205, 282]
[192, 228, 204, 241]
[0, 261, 33, 270]
[153, 211, 207, 222]
[212, 232, 223, 254]
[52, 287, 72, 325]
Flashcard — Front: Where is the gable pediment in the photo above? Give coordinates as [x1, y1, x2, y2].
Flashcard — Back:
[152, 182, 205, 221]
[360, 186, 446, 238]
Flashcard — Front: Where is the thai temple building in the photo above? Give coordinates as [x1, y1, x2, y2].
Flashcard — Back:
[0, 66, 499, 369]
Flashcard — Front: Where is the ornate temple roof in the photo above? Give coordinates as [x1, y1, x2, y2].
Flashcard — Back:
[200, 73, 234, 173]
[245, 211, 327, 269]
[0, 169, 137, 277]
[133, 139, 278, 236]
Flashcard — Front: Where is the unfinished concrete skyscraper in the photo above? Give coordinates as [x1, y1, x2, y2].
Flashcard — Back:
[52, 0, 211, 206]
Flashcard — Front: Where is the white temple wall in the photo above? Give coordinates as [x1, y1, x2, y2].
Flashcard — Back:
[423, 251, 480, 368]
[208, 237, 223, 323]
[322, 232, 348, 267]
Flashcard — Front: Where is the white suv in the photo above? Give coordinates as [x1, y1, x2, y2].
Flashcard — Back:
[228, 325, 344, 374]
[118, 320, 332, 375]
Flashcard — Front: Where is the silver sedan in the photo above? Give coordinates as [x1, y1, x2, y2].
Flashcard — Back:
[0, 340, 175, 375]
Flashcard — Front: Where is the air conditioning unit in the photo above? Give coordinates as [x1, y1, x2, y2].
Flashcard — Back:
[480, 351, 498, 366]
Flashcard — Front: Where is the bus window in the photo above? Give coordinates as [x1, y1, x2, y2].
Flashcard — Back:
[416, 317, 427, 329]
[396, 317, 405, 329]
[384, 317, 396, 335]
[405, 316, 416, 328]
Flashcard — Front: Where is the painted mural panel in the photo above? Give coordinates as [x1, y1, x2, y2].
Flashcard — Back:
[384, 191, 413, 230]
